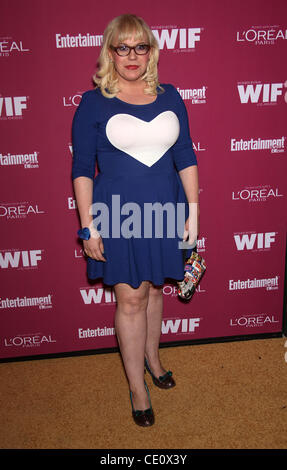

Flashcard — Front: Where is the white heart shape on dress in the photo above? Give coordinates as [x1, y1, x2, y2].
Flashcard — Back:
[106, 111, 180, 167]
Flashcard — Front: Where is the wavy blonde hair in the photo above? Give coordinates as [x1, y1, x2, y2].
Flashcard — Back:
[93, 14, 164, 97]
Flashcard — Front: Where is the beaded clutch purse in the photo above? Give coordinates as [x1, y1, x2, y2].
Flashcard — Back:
[177, 245, 206, 301]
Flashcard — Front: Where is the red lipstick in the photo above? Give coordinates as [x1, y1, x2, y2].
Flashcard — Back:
[125, 65, 139, 70]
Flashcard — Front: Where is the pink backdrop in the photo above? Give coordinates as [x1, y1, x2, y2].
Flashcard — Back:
[1, 0, 286, 360]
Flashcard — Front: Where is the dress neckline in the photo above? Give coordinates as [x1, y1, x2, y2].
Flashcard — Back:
[113, 94, 158, 107]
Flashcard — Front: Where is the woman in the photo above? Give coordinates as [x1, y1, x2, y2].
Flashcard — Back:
[72, 14, 199, 427]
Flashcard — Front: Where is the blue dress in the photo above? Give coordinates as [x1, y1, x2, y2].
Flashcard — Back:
[72, 84, 197, 288]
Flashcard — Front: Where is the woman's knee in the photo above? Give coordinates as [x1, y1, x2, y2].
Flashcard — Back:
[148, 282, 163, 299]
[114, 281, 150, 314]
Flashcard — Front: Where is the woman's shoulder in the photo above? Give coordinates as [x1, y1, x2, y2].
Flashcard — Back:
[158, 83, 181, 101]
[76, 87, 105, 116]
[80, 87, 102, 102]
[159, 83, 178, 94]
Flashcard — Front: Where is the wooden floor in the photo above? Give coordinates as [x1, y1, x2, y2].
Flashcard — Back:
[0, 337, 287, 449]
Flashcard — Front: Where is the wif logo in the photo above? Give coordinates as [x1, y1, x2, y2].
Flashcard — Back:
[237, 81, 287, 104]
[161, 318, 201, 334]
[234, 232, 276, 251]
[0, 250, 43, 269]
[152, 27, 201, 50]
[80, 287, 116, 304]
[0, 96, 28, 118]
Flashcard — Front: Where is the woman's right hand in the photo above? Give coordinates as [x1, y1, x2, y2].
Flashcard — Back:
[83, 233, 106, 261]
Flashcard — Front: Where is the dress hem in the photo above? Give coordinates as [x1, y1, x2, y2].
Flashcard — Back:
[86, 275, 183, 289]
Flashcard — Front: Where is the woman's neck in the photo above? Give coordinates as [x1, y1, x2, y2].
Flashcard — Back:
[116, 79, 156, 104]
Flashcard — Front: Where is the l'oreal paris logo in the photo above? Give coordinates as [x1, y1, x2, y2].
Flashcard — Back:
[0, 38, 29, 56]
[229, 314, 279, 327]
[236, 27, 287, 45]
[232, 186, 283, 202]
[4, 334, 56, 348]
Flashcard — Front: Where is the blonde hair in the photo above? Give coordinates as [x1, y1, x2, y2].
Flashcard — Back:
[93, 14, 164, 97]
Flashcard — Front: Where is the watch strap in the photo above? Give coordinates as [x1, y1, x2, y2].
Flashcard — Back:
[77, 227, 91, 240]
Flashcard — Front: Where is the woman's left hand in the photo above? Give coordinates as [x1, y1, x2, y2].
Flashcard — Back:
[182, 205, 200, 246]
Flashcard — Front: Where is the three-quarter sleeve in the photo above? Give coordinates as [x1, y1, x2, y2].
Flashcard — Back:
[71, 91, 97, 180]
[171, 87, 198, 172]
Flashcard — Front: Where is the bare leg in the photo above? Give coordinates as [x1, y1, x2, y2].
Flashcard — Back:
[145, 283, 166, 377]
[114, 281, 150, 410]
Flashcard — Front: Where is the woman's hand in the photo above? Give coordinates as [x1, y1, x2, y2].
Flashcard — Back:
[182, 204, 200, 246]
[73, 177, 106, 260]
[83, 232, 106, 261]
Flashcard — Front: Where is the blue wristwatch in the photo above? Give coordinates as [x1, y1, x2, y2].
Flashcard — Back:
[77, 227, 91, 240]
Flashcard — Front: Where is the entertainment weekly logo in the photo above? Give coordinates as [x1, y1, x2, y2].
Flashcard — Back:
[56, 33, 102, 48]
[78, 326, 115, 339]
[232, 184, 284, 203]
[230, 136, 285, 154]
[229, 275, 279, 292]
[0, 294, 53, 310]
[0, 37, 30, 57]
[0, 150, 39, 168]
[236, 25, 287, 46]
[176, 85, 207, 104]
[237, 81, 287, 105]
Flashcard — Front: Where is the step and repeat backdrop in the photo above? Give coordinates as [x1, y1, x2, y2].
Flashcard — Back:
[1, 0, 286, 359]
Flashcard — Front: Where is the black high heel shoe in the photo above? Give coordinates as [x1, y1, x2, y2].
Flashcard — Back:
[130, 381, 155, 427]
[144, 357, 176, 389]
